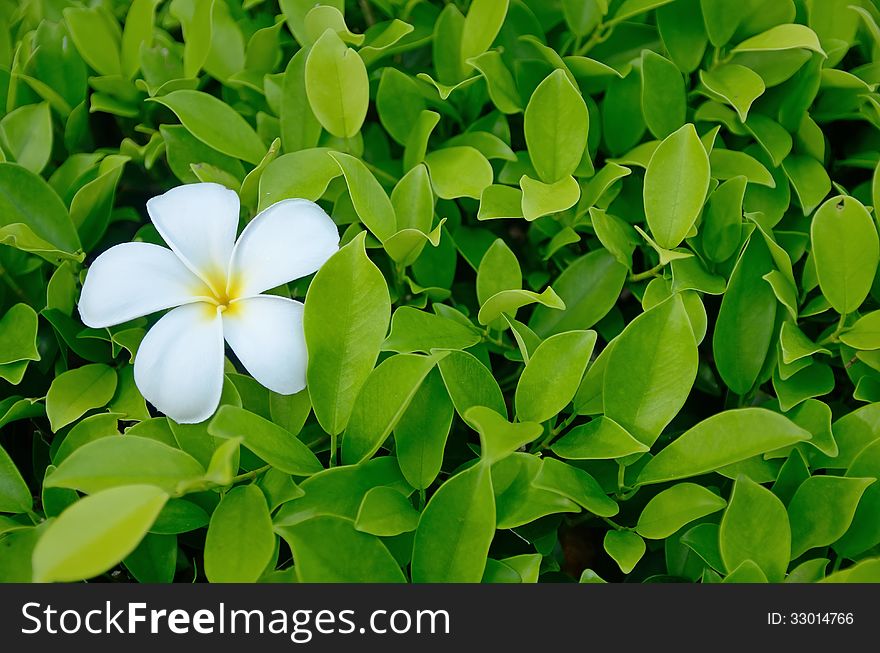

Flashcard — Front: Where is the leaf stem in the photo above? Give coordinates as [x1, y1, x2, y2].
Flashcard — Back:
[628, 263, 665, 283]
[231, 464, 270, 484]
[329, 431, 338, 468]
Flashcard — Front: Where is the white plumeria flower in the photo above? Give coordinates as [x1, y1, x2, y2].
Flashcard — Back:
[78, 183, 339, 424]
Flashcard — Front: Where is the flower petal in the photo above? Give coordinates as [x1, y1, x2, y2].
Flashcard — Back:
[146, 182, 240, 293]
[228, 199, 339, 297]
[223, 295, 307, 395]
[134, 302, 226, 424]
[79, 242, 212, 328]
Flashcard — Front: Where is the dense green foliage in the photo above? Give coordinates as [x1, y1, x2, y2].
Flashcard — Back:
[2, 0, 880, 583]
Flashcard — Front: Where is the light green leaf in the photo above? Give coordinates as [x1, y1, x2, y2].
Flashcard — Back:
[700, 64, 765, 122]
[304, 233, 391, 436]
[437, 350, 506, 418]
[478, 287, 565, 326]
[278, 515, 406, 582]
[460, 0, 509, 62]
[63, 7, 121, 76]
[394, 368, 454, 490]
[719, 476, 790, 581]
[841, 311, 880, 350]
[637, 483, 726, 540]
[644, 123, 711, 249]
[515, 330, 596, 424]
[355, 487, 419, 537]
[788, 476, 875, 559]
[46, 436, 205, 495]
[641, 50, 686, 138]
[552, 417, 649, 460]
[33, 485, 168, 582]
[208, 406, 322, 475]
[533, 457, 619, 517]
[329, 152, 397, 241]
[637, 408, 811, 485]
[604, 296, 698, 445]
[811, 195, 879, 315]
[305, 29, 369, 138]
[0, 443, 31, 514]
[524, 69, 590, 183]
[529, 249, 627, 337]
[150, 90, 266, 164]
[732, 23, 825, 55]
[342, 353, 437, 464]
[0, 103, 52, 174]
[204, 485, 274, 582]
[603, 530, 645, 574]
[46, 364, 117, 432]
[465, 406, 542, 465]
[520, 175, 581, 221]
[425, 146, 494, 200]
[411, 463, 495, 582]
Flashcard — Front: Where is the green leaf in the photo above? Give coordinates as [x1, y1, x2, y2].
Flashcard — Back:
[46, 364, 118, 432]
[121, 0, 159, 78]
[63, 7, 121, 76]
[425, 146, 494, 200]
[460, 0, 509, 62]
[788, 476, 875, 559]
[0, 304, 39, 365]
[280, 0, 345, 47]
[524, 69, 589, 183]
[305, 29, 369, 138]
[33, 485, 168, 582]
[710, 149, 775, 187]
[437, 350, 506, 418]
[835, 440, 880, 556]
[478, 287, 565, 326]
[465, 406, 543, 465]
[280, 49, 322, 152]
[702, 176, 746, 263]
[170, 0, 214, 78]
[383, 307, 481, 354]
[329, 152, 397, 241]
[552, 417, 649, 460]
[394, 368, 454, 490]
[411, 463, 495, 582]
[0, 163, 81, 254]
[208, 406, 322, 475]
[841, 311, 880, 350]
[0, 103, 52, 174]
[258, 148, 341, 210]
[811, 195, 879, 315]
[150, 90, 266, 164]
[520, 175, 581, 221]
[355, 487, 419, 537]
[493, 454, 580, 528]
[603, 530, 645, 574]
[0, 443, 31, 513]
[700, 64, 765, 122]
[637, 408, 811, 485]
[719, 476, 790, 581]
[732, 24, 825, 55]
[278, 515, 406, 582]
[515, 330, 596, 423]
[713, 235, 777, 395]
[641, 50, 686, 138]
[643, 123, 711, 249]
[533, 458, 619, 517]
[529, 249, 627, 337]
[204, 485, 274, 582]
[603, 296, 698, 445]
[46, 436, 205, 495]
[342, 353, 437, 464]
[637, 483, 726, 540]
[304, 232, 391, 436]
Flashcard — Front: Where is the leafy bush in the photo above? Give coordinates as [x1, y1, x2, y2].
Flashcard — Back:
[1, 0, 880, 584]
